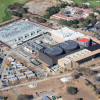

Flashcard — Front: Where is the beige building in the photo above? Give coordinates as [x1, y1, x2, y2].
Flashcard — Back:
[58, 48, 100, 69]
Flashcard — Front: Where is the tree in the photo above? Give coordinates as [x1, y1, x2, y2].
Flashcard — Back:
[59, 19, 67, 25]
[71, 24, 78, 28]
[37, 18, 47, 23]
[77, 67, 95, 76]
[21, 8, 28, 13]
[43, 14, 50, 19]
[89, 13, 95, 19]
[43, 6, 60, 19]
[17, 95, 28, 100]
[8, 2, 23, 11]
[90, 19, 97, 25]
[60, 3, 67, 8]
[79, 18, 84, 23]
[84, 18, 91, 24]
[72, 72, 82, 79]
[73, 20, 79, 24]
[72, 3, 79, 7]
[67, 86, 78, 95]
[66, 20, 73, 26]
[12, 11, 23, 17]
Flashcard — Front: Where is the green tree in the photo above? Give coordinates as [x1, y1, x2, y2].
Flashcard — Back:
[8, 2, 23, 11]
[72, 72, 82, 79]
[90, 19, 97, 25]
[59, 19, 67, 25]
[43, 14, 50, 19]
[12, 11, 23, 17]
[71, 24, 78, 28]
[17, 95, 28, 100]
[67, 86, 78, 95]
[21, 8, 28, 13]
[60, 3, 67, 8]
[73, 20, 79, 24]
[37, 18, 47, 23]
[43, 6, 60, 19]
[89, 13, 95, 19]
[79, 18, 84, 23]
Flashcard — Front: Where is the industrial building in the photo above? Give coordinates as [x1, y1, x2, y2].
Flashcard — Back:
[38, 27, 100, 69]
[38, 40, 80, 65]
[58, 42, 100, 69]
[48, 27, 85, 43]
[0, 19, 48, 48]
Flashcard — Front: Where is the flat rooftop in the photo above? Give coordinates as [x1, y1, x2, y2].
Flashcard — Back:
[73, 49, 100, 62]
[0, 19, 47, 45]
[66, 49, 91, 60]
[49, 27, 85, 41]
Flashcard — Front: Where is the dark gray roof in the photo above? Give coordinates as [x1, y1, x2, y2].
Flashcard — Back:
[86, 44, 100, 51]
[44, 46, 63, 56]
[42, 96, 51, 100]
[60, 40, 78, 50]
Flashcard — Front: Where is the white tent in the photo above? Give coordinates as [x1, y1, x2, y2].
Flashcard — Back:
[60, 76, 72, 83]
[28, 84, 37, 88]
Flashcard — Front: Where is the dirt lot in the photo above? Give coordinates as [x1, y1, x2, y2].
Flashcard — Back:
[58, 79, 98, 100]
[0, 89, 18, 100]
[17, 78, 63, 94]
[25, 0, 57, 15]
[0, 78, 98, 100]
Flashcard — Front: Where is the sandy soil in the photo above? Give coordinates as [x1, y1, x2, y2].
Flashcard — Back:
[58, 79, 98, 100]
[25, 0, 57, 15]
[0, 89, 18, 100]
[0, 78, 98, 100]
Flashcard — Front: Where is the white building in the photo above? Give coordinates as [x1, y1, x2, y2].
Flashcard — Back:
[0, 19, 48, 48]
[49, 27, 85, 43]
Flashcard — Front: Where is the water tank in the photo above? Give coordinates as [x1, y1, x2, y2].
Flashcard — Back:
[77, 37, 90, 47]
[59, 40, 79, 52]
[44, 46, 63, 57]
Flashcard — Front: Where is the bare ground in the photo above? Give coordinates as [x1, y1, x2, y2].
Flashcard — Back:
[25, 0, 57, 15]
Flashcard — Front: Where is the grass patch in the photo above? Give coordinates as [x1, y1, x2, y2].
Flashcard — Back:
[0, 0, 31, 23]
[72, 0, 100, 7]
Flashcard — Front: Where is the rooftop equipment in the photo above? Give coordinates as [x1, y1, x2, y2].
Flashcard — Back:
[77, 37, 91, 47]
[27, 40, 44, 50]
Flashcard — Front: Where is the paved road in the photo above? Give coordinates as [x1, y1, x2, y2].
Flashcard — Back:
[0, 72, 72, 91]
